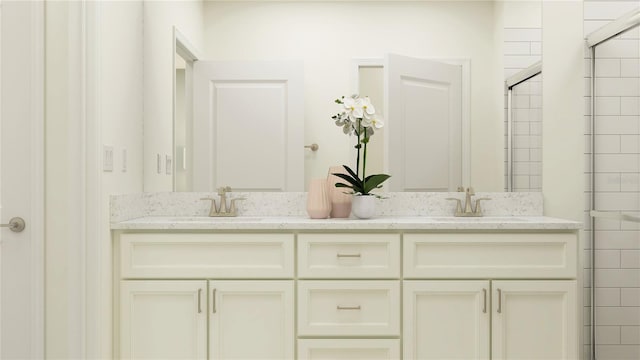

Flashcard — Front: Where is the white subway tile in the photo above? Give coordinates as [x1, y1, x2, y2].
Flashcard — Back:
[594, 192, 640, 211]
[622, 288, 640, 306]
[595, 173, 622, 192]
[621, 26, 640, 40]
[513, 175, 530, 189]
[530, 148, 541, 161]
[503, 28, 542, 42]
[620, 135, 640, 153]
[513, 109, 530, 122]
[513, 135, 531, 149]
[621, 59, 640, 78]
[513, 95, 530, 108]
[513, 122, 530, 135]
[596, 58, 622, 77]
[595, 116, 638, 135]
[597, 326, 622, 345]
[529, 81, 541, 95]
[594, 217, 622, 231]
[621, 98, 640, 116]
[513, 162, 530, 175]
[530, 95, 542, 109]
[584, 2, 640, 20]
[595, 249, 622, 268]
[586, 97, 593, 116]
[596, 344, 640, 359]
[621, 250, 640, 268]
[586, 78, 593, 97]
[596, 97, 621, 116]
[596, 78, 640, 97]
[504, 55, 542, 69]
[530, 41, 541, 55]
[513, 148, 529, 162]
[595, 269, 640, 287]
[504, 41, 531, 55]
[594, 231, 640, 250]
[530, 162, 542, 175]
[621, 174, 640, 192]
[594, 154, 639, 173]
[596, 288, 622, 307]
[530, 175, 541, 189]
[596, 134, 622, 153]
[596, 39, 640, 59]
[621, 326, 640, 345]
[530, 122, 542, 135]
[530, 135, 542, 148]
[596, 307, 640, 325]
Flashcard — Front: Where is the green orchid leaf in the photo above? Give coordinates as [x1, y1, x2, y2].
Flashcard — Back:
[363, 174, 391, 193]
[332, 173, 361, 188]
[342, 165, 360, 181]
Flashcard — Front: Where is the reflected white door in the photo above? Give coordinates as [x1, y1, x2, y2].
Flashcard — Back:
[193, 60, 304, 191]
[386, 54, 463, 191]
[0, 0, 45, 358]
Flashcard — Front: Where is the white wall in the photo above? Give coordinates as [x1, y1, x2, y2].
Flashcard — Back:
[143, 0, 204, 192]
[203, 1, 504, 191]
[45, 1, 145, 358]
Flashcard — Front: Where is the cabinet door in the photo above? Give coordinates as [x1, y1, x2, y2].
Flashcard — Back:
[209, 280, 294, 360]
[120, 280, 207, 359]
[492, 280, 577, 360]
[403, 280, 490, 359]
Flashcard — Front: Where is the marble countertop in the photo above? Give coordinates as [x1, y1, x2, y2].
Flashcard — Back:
[111, 215, 581, 231]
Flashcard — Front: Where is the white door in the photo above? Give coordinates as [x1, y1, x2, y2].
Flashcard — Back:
[492, 280, 578, 360]
[403, 280, 490, 359]
[385, 54, 462, 191]
[209, 280, 294, 360]
[0, 1, 44, 358]
[120, 281, 208, 359]
[193, 60, 304, 192]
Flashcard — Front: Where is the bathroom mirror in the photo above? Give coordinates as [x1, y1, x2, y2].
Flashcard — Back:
[165, 0, 542, 193]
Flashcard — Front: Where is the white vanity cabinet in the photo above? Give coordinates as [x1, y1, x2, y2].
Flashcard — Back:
[402, 233, 578, 360]
[113, 227, 579, 360]
[116, 233, 295, 360]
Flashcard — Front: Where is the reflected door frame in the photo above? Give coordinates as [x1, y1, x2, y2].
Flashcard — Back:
[352, 57, 471, 190]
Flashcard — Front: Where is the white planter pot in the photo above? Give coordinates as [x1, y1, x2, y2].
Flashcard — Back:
[351, 195, 376, 219]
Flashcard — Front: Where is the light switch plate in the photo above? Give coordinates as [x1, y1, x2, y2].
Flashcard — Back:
[166, 155, 173, 175]
[103, 145, 114, 172]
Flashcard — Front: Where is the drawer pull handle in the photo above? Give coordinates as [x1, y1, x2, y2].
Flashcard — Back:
[337, 305, 361, 310]
[497, 288, 502, 314]
[336, 253, 361, 258]
[198, 289, 202, 313]
[212, 288, 217, 314]
[482, 288, 487, 313]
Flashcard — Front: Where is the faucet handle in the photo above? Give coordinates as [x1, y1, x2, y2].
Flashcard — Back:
[467, 187, 475, 196]
[473, 197, 491, 215]
[446, 197, 463, 216]
[457, 186, 465, 192]
[229, 197, 246, 214]
[201, 197, 219, 216]
[218, 186, 232, 195]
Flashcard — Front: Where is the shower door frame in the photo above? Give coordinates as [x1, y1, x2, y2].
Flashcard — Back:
[505, 61, 542, 192]
[586, 8, 640, 359]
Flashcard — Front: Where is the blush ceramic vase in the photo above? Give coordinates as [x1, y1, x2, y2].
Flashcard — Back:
[306, 178, 331, 219]
[327, 166, 352, 218]
[351, 194, 376, 219]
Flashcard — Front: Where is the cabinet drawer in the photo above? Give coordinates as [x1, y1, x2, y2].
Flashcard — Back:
[297, 280, 400, 336]
[404, 233, 577, 279]
[120, 233, 294, 278]
[298, 339, 400, 360]
[298, 234, 400, 278]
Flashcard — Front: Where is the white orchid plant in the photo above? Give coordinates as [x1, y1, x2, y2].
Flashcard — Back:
[331, 95, 390, 196]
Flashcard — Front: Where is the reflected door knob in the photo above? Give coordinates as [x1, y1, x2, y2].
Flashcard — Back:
[1, 217, 25, 233]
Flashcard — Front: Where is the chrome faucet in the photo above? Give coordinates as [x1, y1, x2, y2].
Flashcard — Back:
[201, 186, 245, 217]
[446, 187, 491, 217]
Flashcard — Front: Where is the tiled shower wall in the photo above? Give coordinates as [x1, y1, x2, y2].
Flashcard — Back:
[504, 27, 542, 192]
[584, 1, 640, 359]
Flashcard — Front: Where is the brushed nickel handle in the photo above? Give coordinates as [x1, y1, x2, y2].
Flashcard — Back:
[337, 305, 361, 310]
[198, 289, 202, 313]
[336, 253, 361, 258]
[212, 288, 217, 314]
[482, 288, 487, 313]
[497, 288, 502, 314]
[0, 217, 25, 233]
[305, 143, 319, 151]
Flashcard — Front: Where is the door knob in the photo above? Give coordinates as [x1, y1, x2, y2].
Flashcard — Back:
[1, 217, 25, 233]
